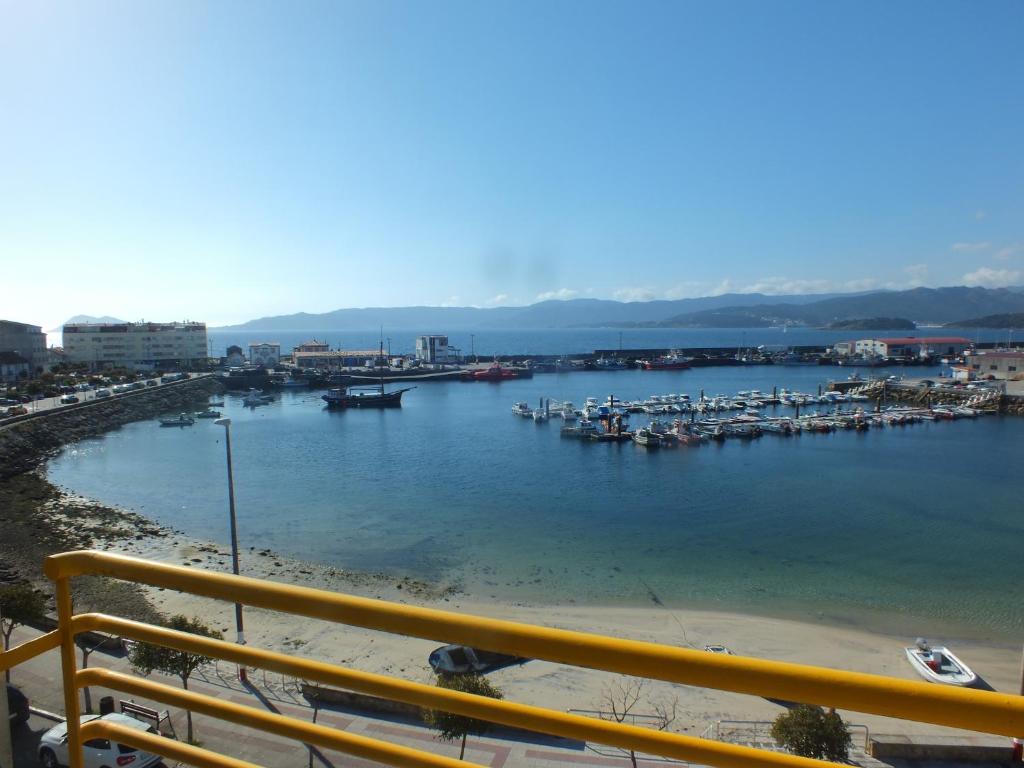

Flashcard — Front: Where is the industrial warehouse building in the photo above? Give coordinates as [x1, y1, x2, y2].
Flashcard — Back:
[853, 336, 971, 359]
[965, 350, 1024, 380]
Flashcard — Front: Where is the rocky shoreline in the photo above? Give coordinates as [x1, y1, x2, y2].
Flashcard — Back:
[0, 377, 224, 479]
[0, 377, 222, 617]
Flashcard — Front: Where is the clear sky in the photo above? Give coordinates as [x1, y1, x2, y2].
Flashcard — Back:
[1, 0, 1021, 329]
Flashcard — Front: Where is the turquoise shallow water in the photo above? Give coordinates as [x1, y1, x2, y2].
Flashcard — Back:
[47, 364, 1024, 640]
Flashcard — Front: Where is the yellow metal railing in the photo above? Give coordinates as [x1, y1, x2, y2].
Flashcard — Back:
[0, 549, 1020, 768]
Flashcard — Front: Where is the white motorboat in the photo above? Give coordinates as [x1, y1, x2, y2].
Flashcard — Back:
[704, 644, 735, 655]
[904, 639, 977, 686]
[512, 401, 533, 417]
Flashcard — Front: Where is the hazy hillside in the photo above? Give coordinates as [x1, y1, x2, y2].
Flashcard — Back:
[945, 312, 1024, 329]
[656, 287, 1024, 328]
[216, 292, 851, 331]
[51, 315, 127, 332]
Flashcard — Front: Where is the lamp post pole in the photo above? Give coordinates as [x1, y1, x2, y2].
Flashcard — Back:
[214, 418, 247, 683]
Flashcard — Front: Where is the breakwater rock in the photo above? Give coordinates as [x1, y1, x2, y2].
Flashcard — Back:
[0, 377, 223, 480]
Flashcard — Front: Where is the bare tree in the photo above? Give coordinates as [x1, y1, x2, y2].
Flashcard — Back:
[0, 583, 46, 683]
[599, 677, 678, 768]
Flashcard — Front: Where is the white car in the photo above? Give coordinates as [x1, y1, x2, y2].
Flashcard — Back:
[38, 712, 162, 768]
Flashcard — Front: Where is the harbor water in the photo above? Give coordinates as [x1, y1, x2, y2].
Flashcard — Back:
[47, 363, 1024, 641]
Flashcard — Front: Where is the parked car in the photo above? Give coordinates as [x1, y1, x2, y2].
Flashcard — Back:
[94, 388, 112, 399]
[59, 394, 80, 404]
[5, 405, 28, 416]
[6, 683, 29, 728]
[39, 712, 162, 768]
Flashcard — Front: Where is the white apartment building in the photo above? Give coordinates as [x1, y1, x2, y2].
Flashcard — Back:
[415, 335, 453, 364]
[63, 322, 208, 370]
[248, 342, 281, 367]
[0, 320, 48, 375]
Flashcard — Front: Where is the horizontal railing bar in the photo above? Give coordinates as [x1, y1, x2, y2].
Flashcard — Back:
[79, 720, 260, 768]
[77, 668, 484, 768]
[0, 630, 61, 671]
[47, 551, 1024, 737]
[74, 614, 835, 768]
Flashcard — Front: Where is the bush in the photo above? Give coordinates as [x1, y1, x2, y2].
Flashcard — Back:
[770, 704, 851, 761]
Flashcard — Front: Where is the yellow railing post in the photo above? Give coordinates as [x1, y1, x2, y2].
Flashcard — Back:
[55, 578, 83, 768]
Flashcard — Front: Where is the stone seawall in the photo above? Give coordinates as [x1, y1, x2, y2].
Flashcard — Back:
[0, 377, 224, 480]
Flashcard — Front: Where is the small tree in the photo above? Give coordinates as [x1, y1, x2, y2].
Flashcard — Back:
[599, 677, 677, 768]
[423, 673, 503, 760]
[770, 704, 851, 761]
[0, 583, 47, 682]
[130, 615, 221, 744]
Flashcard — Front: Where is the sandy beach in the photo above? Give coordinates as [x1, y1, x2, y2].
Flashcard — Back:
[69, 494, 1020, 743]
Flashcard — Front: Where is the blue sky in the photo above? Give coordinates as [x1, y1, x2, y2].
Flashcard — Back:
[1, 0, 1021, 328]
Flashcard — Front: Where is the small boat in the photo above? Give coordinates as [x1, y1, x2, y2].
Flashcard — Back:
[428, 644, 528, 675]
[632, 427, 660, 448]
[904, 639, 977, 686]
[195, 410, 221, 419]
[242, 389, 266, 407]
[704, 644, 735, 655]
[533, 409, 548, 423]
[512, 402, 533, 417]
[159, 413, 195, 427]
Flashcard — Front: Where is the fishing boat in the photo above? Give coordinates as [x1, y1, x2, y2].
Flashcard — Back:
[322, 383, 413, 409]
[195, 410, 221, 419]
[904, 639, 977, 686]
[594, 357, 629, 370]
[159, 413, 195, 427]
[640, 351, 692, 370]
[469, 362, 528, 381]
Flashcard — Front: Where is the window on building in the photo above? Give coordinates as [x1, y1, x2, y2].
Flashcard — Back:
[990, 365, 998, 370]
[1010, 366, 1018, 372]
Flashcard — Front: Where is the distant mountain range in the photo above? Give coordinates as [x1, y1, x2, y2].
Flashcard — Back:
[944, 312, 1024, 329]
[650, 287, 1024, 328]
[50, 315, 127, 332]
[214, 286, 1024, 331]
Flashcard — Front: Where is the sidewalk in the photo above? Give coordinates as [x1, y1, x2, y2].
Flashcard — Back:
[6, 624, 674, 767]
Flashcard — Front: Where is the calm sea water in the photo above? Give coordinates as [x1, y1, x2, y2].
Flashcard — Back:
[207, 327, 1013, 357]
[46, 357, 1024, 641]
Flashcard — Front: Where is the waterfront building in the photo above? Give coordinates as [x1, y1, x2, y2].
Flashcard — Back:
[832, 341, 856, 357]
[293, 349, 381, 370]
[0, 320, 48, 375]
[415, 335, 454, 364]
[854, 336, 971, 359]
[965, 350, 1024, 380]
[295, 339, 330, 353]
[62, 321, 208, 371]
[248, 342, 281, 367]
[0, 351, 31, 384]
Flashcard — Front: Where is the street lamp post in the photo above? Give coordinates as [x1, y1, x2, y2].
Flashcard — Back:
[214, 418, 247, 683]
